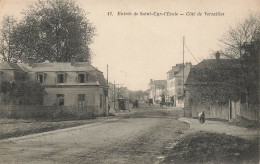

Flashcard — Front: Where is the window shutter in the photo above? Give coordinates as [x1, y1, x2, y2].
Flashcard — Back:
[76, 72, 78, 83]
[55, 74, 57, 83]
[44, 73, 47, 82]
[64, 73, 67, 83]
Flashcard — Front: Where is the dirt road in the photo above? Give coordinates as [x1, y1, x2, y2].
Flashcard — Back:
[0, 107, 188, 164]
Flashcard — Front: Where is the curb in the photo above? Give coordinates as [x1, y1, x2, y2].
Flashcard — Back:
[177, 118, 191, 125]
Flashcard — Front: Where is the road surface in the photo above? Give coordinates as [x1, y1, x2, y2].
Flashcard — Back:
[0, 107, 188, 164]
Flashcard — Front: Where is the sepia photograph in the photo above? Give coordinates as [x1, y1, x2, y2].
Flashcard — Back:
[0, 0, 259, 163]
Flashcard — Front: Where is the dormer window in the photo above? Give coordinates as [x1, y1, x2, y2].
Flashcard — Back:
[57, 73, 66, 83]
[36, 73, 45, 84]
[37, 74, 44, 83]
[78, 73, 85, 83]
[58, 74, 64, 83]
[77, 72, 88, 83]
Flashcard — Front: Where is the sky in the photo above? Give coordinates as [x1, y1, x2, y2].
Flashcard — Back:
[0, 0, 259, 91]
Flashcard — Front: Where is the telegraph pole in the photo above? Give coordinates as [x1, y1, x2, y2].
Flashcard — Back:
[183, 36, 185, 116]
[183, 36, 185, 92]
[106, 65, 109, 116]
[107, 65, 108, 84]
[114, 81, 116, 110]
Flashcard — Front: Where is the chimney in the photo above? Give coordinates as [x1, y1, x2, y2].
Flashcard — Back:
[28, 58, 35, 67]
[71, 57, 76, 66]
[215, 51, 220, 60]
[150, 79, 153, 84]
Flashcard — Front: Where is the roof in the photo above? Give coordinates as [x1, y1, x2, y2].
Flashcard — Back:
[0, 62, 24, 72]
[19, 62, 102, 72]
[149, 80, 167, 86]
[167, 63, 192, 79]
[0, 62, 107, 86]
[185, 59, 241, 85]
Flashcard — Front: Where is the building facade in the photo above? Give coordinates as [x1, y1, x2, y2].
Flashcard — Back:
[148, 79, 167, 103]
[166, 62, 192, 107]
[0, 61, 109, 115]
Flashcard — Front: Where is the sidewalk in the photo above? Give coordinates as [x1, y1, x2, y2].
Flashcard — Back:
[179, 117, 259, 141]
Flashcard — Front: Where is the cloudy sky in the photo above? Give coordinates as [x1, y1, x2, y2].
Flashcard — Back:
[0, 0, 259, 90]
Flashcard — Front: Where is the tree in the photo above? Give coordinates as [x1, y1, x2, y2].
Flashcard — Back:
[219, 13, 260, 59]
[0, 80, 46, 105]
[11, 0, 95, 63]
[0, 15, 18, 63]
[219, 13, 260, 104]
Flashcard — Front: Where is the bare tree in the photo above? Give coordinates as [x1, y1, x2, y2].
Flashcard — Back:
[219, 13, 260, 104]
[219, 13, 260, 59]
[0, 15, 18, 63]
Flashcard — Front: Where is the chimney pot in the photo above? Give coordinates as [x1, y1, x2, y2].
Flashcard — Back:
[215, 51, 220, 60]
[28, 58, 35, 67]
[71, 57, 76, 66]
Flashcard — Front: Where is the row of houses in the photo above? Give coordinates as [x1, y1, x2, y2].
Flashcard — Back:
[0, 59, 109, 116]
[148, 52, 258, 121]
[184, 52, 258, 121]
[148, 62, 192, 107]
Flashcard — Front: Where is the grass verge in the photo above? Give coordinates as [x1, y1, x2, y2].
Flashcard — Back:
[0, 118, 100, 140]
[163, 131, 259, 164]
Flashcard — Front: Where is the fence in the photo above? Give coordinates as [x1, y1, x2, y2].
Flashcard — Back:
[190, 101, 259, 121]
[0, 105, 97, 119]
[240, 103, 259, 121]
[191, 103, 229, 120]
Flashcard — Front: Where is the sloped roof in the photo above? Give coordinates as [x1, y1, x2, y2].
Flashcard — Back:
[19, 62, 102, 72]
[149, 80, 167, 86]
[0, 62, 24, 72]
[185, 59, 241, 85]
[0, 62, 107, 86]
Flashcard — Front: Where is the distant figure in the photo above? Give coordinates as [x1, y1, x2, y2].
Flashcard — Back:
[198, 111, 205, 124]
[160, 94, 165, 108]
[133, 100, 139, 108]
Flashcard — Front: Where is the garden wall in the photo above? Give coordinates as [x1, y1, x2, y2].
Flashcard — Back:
[240, 103, 259, 121]
[191, 103, 229, 120]
[0, 105, 100, 119]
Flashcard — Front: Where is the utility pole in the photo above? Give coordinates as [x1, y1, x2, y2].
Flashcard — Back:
[113, 81, 124, 111]
[183, 36, 185, 92]
[106, 65, 109, 116]
[114, 81, 116, 110]
[183, 36, 185, 116]
[107, 65, 108, 84]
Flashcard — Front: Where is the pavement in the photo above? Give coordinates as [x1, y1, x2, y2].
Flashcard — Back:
[178, 117, 259, 141]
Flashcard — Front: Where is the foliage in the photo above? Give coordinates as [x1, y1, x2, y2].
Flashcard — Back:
[163, 132, 256, 163]
[188, 62, 242, 104]
[219, 13, 260, 58]
[129, 90, 149, 100]
[6, 0, 95, 63]
[217, 13, 260, 104]
[0, 15, 18, 63]
[190, 84, 241, 105]
[0, 80, 46, 105]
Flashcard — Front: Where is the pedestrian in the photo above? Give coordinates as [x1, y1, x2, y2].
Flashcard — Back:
[198, 111, 205, 124]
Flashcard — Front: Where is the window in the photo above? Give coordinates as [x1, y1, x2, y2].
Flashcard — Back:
[78, 74, 85, 83]
[178, 79, 181, 85]
[57, 74, 65, 83]
[37, 74, 44, 83]
[57, 94, 64, 106]
[100, 94, 102, 108]
[78, 94, 85, 107]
